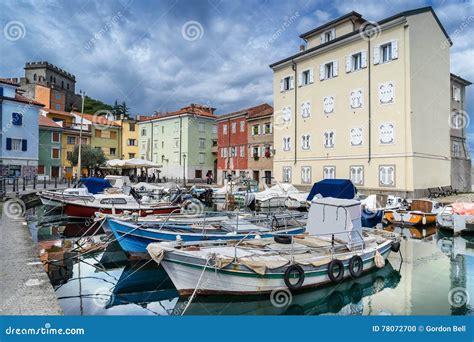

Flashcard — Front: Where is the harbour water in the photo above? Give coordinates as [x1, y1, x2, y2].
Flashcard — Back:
[27, 206, 473, 316]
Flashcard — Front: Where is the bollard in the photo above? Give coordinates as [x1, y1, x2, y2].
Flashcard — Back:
[23, 176, 26, 191]
[33, 177, 36, 190]
[54, 177, 57, 188]
[13, 178, 16, 192]
[44, 177, 47, 189]
[67, 178, 71, 187]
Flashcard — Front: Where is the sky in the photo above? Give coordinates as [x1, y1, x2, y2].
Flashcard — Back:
[1, 0, 473, 143]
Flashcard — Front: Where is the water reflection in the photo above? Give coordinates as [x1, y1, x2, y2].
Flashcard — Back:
[27, 207, 474, 316]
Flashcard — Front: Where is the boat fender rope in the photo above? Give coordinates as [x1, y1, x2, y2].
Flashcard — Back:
[327, 259, 344, 283]
[348, 255, 363, 278]
[284, 264, 305, 291]
[181, 255, 213, 315]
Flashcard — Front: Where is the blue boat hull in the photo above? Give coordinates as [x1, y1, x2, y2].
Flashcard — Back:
[108, 219, 306, 255]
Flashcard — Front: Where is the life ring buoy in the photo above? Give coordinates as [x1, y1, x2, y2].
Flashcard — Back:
[274, 235, 292, 245]
[284, 264, 305, 290]
[327, 259, 344, 283]
[349, 255, 363, 278]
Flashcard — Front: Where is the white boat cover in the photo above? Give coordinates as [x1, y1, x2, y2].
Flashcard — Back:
[307, 197, 362, 246]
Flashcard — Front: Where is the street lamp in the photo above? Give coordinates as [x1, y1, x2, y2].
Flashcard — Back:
[182, 153, 186, 186]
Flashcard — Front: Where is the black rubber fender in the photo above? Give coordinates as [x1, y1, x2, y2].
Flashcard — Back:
[274, 235, 292, 244]
[350, 283, 363, 303]
[327, 259, 344, 283]
[284, 264, 305, 290]
[391, 241, 401, 252]
[348, 255, 363, 278]
[328, 291, 345, 313]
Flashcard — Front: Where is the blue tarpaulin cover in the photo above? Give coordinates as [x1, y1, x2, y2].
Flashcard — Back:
[80, 177, 112, 194]
[306, 179, 357, 201]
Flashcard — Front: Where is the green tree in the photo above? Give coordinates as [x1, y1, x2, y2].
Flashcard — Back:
[67, 145, 107, 176]
[83, 96, 113, 114]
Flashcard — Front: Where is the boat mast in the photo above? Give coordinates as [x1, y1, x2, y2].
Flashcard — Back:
[77, 91, 85, 180]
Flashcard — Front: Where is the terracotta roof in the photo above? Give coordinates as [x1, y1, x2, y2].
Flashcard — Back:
[140, 104, 216, 122]
[39, 114, 62, 128]
[43, 108, 75, 117]
[77, 112, 121, 127]
[0, 78, 19, 86]
[3, 93, 45, 107]
[218, 103, 273, 120]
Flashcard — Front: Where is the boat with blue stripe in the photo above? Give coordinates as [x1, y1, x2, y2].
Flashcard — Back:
[107, 216, 306, 258]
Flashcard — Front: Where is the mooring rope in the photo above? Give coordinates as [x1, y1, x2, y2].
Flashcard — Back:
[180, 255, 213, 316]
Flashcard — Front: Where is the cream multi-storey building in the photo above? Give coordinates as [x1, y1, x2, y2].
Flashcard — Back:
[270, 7, 457, 197]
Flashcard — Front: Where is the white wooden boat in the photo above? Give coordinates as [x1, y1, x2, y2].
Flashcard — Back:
[437, 202, 474, 233]
[147, 198, 401, 295]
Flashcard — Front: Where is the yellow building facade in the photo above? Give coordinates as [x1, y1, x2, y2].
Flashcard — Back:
[271, 7, 451, 197]
[114, 117, 139, 159]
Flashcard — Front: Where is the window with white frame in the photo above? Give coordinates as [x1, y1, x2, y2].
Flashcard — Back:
[252, 124, 260, 135]
[174, 152, 179, 163]
[379, 165, 395, 187]
[453, 86, 461, 102]
[374, 41, 398, 65]
[320, 61, 338, 80]
[223, 147, 228, 157]
[301, 134, 311, 150]
[199, 138, 205, 149]
[199, 153, 205, 164]
[378, 82, 395, 104]
[230, 146, 236, 157]
[346, 51, 366, 72]
[321, 28, 335, 43]
[198, 123, 205, 132]
[323, 166, 335, 179]
[212, 125, 217, 134]
[282, 167, 292, 183]
[301, 166, 311, 184]
[252, 146, 259, 158]
[323, 96, 335, 114]
[282, 106, 292, 123]
[283, 137, 291, 151]
[301, 101, 311, 118]
[350, 166, 364, 185]
[350, 89, 363, 110]
[240, 121, 245, 132]
[299, 68, 313, 86]
[324, 131, 335, 148]
[452, 142, 461, 157]
[379, 123, 395, 144]
[220, 148, 225, 158]
[240, 145, 245, 157]
[350, 127, 363, 146]
[261, 123, 269, 134]
[231, 122, 236, 134]
[280, 76, 294, 92]
[223, 124, 228, 134]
